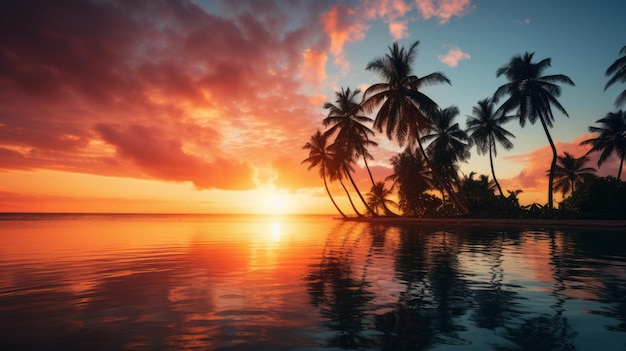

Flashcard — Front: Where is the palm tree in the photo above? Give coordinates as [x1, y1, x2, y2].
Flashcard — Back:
[302, 130, 346, 218]
[362, 41, 467, 213]
[421, 106, 470, 210]
[323, 87, 379, 187]
[329, 154, 365, 217]
[386, 148, 438, 216]
[605, 46, 626, 107]
[551, 152, 596, 197]
[330, 139, 378, 217]
[580, 110, 626, 180]
[494, 52, 575, 214]
[466, 98, 515, 196]
[366, 181, 397, 217]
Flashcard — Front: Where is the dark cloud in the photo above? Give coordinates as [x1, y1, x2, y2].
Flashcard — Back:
[0, 0, 327, 190]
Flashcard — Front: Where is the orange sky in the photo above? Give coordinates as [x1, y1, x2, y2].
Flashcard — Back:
[1, 0, 624, 214]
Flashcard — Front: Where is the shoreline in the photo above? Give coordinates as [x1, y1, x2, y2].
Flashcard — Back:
[337, 216, 626, 229]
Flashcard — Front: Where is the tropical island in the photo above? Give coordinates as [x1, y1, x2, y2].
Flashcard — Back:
[303, 41, 626, 221]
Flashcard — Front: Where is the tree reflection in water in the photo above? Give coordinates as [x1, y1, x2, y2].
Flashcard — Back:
[493, 231, 576, 351]
[305, 223, 625, 350]
[470, 232, 522, 330]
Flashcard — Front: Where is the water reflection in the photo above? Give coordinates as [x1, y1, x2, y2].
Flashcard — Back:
[1, 215, 625, 350]
[305, 223, 626, 350]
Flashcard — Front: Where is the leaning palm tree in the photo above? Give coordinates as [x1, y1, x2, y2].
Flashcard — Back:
[494, 52, 575, 214]
[366, 181, 398, 217]
[323, 87, 378, 186]
[580, 110, 626, 180]
[330, 139, 378, 217]
[302, 131, 346, 218]
[362, 41, 467, 213]
[466, 98, 515, 196]
[551, 152, 596, 197]
[605, 46, 626, 107]
[421, 105, 471, 210]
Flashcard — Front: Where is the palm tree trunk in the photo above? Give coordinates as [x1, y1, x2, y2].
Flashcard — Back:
[362, 155, 397, 216]
[539, 117, 557, 216]
[323, 174, 346, 218]
[339, 178, 363, 217]
[344, 165, 379, 217]
[619, 154, 624, 180]
[489, 146, 504, 196]
[416, 137, 469, 214]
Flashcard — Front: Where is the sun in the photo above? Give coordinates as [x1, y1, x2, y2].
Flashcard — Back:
[268, 194, 287, 214]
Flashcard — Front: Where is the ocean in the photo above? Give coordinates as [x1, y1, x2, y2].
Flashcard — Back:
[1, 213, 625, 350]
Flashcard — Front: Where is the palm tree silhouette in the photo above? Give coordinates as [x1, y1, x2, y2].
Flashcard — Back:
[605, 46, 626, 107]
[580, 110, 626, 180]
[421, 106, 471, 210]
[323, 87, 380, 217]
[494, 52, 575, 214]
[362, 41, 467, 214]
[466, 98, 515, 196]
[387, 148, 437, 216]
[302, 130, 347, 218]
[551, 152, 596, 197]
[330, 139, 378, 217]
[365, 181, 397, 216]
[330, 153, 366, 217]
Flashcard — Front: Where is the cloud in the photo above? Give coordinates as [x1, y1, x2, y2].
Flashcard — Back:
[95, 123, 256, 190]
[301, 49, 328, 86]
[499, 134, 623, 201]
[415, 0, 473, 24]
[361, 0, 412, 40]
[515, 18, 531, 25]
[321, 4, 370, 72]
[0, 0, 326, 190]
[438, 46, 471, 67]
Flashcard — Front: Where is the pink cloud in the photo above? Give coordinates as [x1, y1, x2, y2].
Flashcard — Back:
[321, 4, 370, 71]
[438, 46, 471, 67]
[499, 134, 623, 200]
[0, 0, 327, 191]
[362, 0, 412, 40]
[96, 123, 256, 190]
[415, 0, 473, 24]
[301, 49, 328, 86]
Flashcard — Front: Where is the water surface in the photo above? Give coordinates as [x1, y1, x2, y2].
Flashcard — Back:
[1, 214, 625, 350]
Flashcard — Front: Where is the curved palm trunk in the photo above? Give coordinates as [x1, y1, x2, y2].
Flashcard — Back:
[362, 155, 397, 216]
[619, 154, 624, 180]
[539, 117, 557, 216]
[323, 173, 346, 218]
[344, 165, 379, 217]
[489, 146, 504, 196]
[416, 137, 469, 215]
[339, 178, 364, 217]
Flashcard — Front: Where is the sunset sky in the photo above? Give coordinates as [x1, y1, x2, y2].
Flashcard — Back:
[1, 0, 625, 214]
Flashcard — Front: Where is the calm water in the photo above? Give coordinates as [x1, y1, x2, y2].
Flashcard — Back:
[1, 214, 625, 350]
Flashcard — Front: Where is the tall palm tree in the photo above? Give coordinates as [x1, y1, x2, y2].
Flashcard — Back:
[421, 106, 470, 210]
[494, 52, 575, 214]
[362, 41, 467, 213]
[551, 152, 596, 197]
[302, 130, 346, 218]
[466, 98, 515, 196]
[605, 46, 626, 107]
[366, 181, 397, 217]
[323, 87, 378, 187]
[580, 110, 626, 180]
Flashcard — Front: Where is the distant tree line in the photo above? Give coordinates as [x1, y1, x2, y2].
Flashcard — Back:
[303, 41, 626, 220]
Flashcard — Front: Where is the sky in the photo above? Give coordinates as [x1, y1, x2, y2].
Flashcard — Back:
[1, 0, 625, 214]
